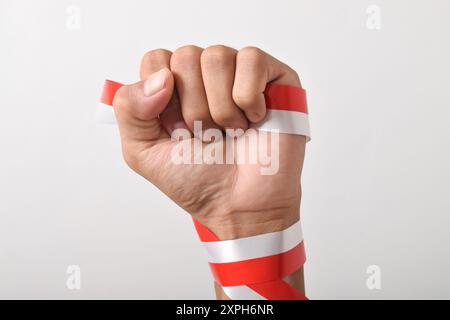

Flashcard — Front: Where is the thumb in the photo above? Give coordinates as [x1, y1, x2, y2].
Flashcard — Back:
[113, 68, 174, 145]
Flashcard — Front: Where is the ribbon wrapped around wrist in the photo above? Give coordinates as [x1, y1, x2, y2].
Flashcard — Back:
[98, 79, 310, 300]
[193, 218, 307, 300]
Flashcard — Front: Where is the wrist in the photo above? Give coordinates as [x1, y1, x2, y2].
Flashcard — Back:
[193, 202, 306, 300]
[208, 213, 306, 300]
[197, 205, 301, 241]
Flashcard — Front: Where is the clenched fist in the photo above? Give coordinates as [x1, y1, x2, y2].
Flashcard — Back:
[112, 45, 307, 297]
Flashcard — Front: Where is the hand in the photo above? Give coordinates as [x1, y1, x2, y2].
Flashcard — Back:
[113, 45, 306, 240]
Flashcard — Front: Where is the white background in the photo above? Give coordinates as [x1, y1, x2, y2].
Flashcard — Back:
[1, 0, 449, 299]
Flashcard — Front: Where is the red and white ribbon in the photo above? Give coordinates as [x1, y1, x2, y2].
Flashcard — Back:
[97, 80, 311, 140]
[193, 219, 307, 300]
[98, 79, 310, 300]
[252, 83, 310, 140]
[201, 220, 303, 264]
[96, 80, 124, 124]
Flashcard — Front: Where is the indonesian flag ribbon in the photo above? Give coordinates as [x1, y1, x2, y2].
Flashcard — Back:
[98, 80, 310, 139]
[193, 219, 307, 300]
[98, 79, 310, 300]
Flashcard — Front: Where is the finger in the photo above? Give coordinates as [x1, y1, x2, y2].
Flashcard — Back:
[141, 49, 187, 135]
[140, 49, 172, 79]
[113, 68, 174, 170]
[233, 47, 301, 123]
[170, 45, 217, 132]
[201, 45, 248, 130]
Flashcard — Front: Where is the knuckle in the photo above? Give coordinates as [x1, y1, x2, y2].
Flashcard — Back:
[201, 45, 235, 66]
[171, 45, 203, 69]
[141, 49, 171, 69]
[238, 46, 265, 63]
[285, 65, 302, 84]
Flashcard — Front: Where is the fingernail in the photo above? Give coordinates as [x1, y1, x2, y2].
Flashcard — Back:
[144, 69, 166, 97]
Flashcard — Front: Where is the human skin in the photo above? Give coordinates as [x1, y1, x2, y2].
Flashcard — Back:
[112, 45, 307, 299]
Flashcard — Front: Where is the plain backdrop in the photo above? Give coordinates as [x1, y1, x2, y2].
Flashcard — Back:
[1, 0, 449, 299]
